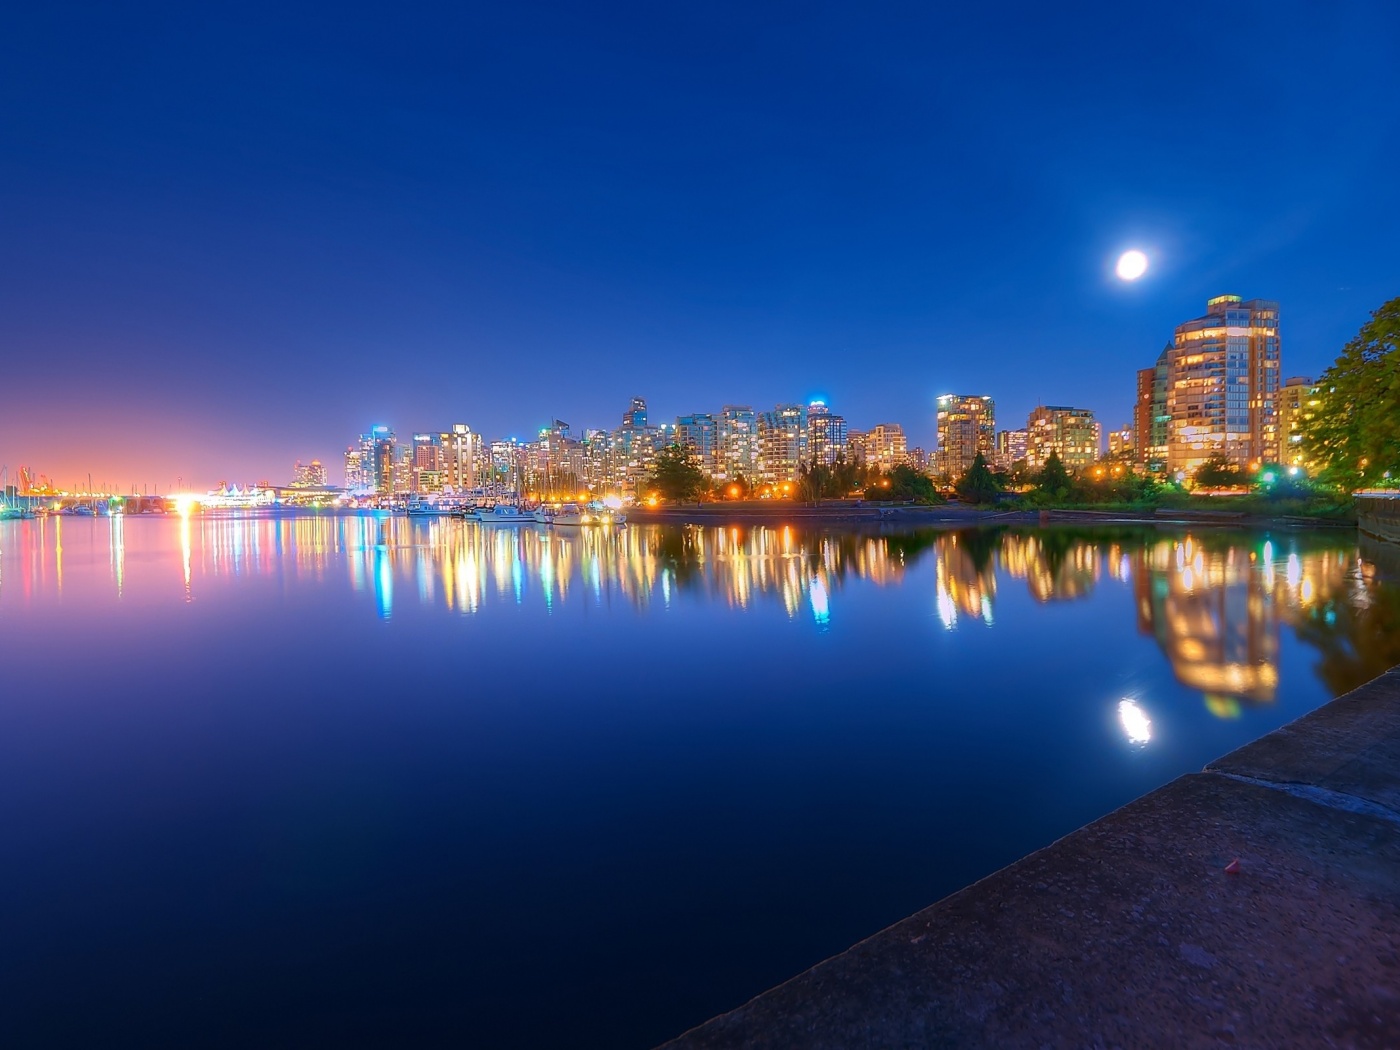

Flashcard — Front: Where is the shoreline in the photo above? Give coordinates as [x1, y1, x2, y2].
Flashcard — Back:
[627, 502, 1358, 529]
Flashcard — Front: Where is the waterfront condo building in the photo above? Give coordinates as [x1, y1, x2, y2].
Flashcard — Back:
[1026, 406, 1098, 470]
[676, 413, 721, 476]
[935, 394, 995, 478]
[757, 404, 807, 483]
[863, 423, 909, 472]
[717, 406, 758, 481]
[1166, 295, 1281, 476]
[1277, 376, 1318, 470]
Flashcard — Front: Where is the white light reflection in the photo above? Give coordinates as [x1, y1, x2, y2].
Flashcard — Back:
[1118, 698, 1152, 746]
[809, 576, 829, 625]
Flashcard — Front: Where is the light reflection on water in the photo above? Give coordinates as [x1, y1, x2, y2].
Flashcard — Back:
[7, 513, 1391, 705]
[2, 513, 1399, 1049]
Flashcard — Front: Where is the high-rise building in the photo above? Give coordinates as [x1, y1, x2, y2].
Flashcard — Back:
[995, 429, 1028, 469]
[1134, 346, 1171, 474]
[717, 406, 758, 481]
[623, 397, 648, 429]
[352, 426, 395, 494]
[935, 394, 995, 478]
[610, 397, 661, 493]
[436, 424, 477, 493]
[1166, 295, 1281, 475]
[1026, 406, 1098, 470]
[676, 413, 720, 476]
[805, 400, 848, 467]
[1277, 376, 1318, 470]
[864, 424, 908, 473]
[757, 404, 807, 483]
[291, 460, 327, 488]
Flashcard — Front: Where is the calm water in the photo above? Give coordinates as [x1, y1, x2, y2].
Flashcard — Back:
[2, 514, 1398, 1048]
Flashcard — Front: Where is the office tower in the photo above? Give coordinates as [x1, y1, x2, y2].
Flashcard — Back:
[1134, 346, 1171, 474]
[1277, 376, 1318, 469]
[676, 413, 720, 476]
[864, 423, 909, 473]
[757, 404, 807, 482]
[1167, 295, 1281, 475]
[995, 429, 1028, 469]
[344, 448, 365, 489]
[935, 395, 995, 478]
[291, 460, 327, 488]
[609, 398, 661, 493]
[805, 400, 848, 467]
[352, 426, 396, 494]
[718, 406, 758, 481]
[623, 397, 648, 429]
[1026, 406, 1098, 469]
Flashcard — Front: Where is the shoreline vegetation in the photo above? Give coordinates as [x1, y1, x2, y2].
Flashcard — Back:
[628, 495, 1360, 528]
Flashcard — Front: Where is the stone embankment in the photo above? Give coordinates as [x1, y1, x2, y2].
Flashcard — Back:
[659, 667, 1400, 1049]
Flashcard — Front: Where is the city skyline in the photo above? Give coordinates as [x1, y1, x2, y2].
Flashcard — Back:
[4, 5, 1398, 487]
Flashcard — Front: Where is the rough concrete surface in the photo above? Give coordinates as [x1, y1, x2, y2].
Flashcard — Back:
[659, 670, 1400, 1049]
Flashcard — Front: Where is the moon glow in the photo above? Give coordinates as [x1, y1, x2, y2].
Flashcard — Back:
[1116, 249, 1149, 281]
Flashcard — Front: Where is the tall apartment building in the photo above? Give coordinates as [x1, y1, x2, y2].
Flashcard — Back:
[806, 400, 848, 467]
[935, 394, 995, 478]
[437, 424, 477, 493]
[1277, 376, 1318, 470]
[291, 460, 327, 488]
[411, 433, 444, 492]
[1026, 406, 1098, 470]
[676, 413, 720, 475]
[864, 423, 908, 472]
[1134, 346, 1170, 474]
[757, 404, 807, 482]
[718, 406, 758, 480]
[610, 397, 661, 492]
[1166, 295, 1281, 475]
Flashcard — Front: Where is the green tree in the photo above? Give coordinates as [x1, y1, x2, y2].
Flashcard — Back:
[1303, 297, 1400, 491]
[648, 444, 708, 502]
[954, 452, 1003, 504]
[866, 464, 941, 504]
[1031, 451, 1073, 500]
[1193, 455, 1246, 489]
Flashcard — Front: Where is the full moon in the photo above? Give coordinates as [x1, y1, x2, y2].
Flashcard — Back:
[1116, 249, 1149, 281]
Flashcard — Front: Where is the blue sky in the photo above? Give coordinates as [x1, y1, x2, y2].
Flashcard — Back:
[3, 1, 1398, 487]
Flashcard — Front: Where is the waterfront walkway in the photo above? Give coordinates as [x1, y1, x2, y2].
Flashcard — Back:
[660, 667, 1400, 1048]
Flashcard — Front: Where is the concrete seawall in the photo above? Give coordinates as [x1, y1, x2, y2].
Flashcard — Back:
[659, 667, 1400, 1048]
[1358, 496, 1400, 545]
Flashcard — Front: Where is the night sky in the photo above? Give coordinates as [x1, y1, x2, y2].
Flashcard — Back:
[3, 1, 1399, 489]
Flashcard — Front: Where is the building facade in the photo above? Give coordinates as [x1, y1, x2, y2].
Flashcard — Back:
[935, 394, 995, 478]
[995, 429, 1028, 469]
[1026, 406, 1098, 470]
[757, 404, 807, 483]
[1134, 347, 1171, 474]
[1166, 295, 1281, 475]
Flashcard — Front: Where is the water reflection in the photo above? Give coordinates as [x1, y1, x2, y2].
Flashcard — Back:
[3, 515, 1398, 706]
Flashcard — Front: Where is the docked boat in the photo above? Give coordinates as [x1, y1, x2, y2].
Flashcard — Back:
[470, 504, 532, 525]
[534, 502, 626, 527]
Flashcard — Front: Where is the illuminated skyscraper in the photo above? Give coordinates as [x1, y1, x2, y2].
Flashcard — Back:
[1167, 295, 1281, 475]
[438, 424, 477, 493]
[292, 460, 327, 488]
[805, 400, 848, 466]
[935, 394, 995, 478]
[1026, 406, 1098, 469]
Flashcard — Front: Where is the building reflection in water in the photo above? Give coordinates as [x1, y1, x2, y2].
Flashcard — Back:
[3, 514, 1398, 714]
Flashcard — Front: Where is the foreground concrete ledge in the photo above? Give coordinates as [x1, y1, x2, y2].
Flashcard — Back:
[659, 668, 1400, 1049]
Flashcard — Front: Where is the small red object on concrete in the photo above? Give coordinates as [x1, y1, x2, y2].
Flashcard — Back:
[1224, 858, 1241, 875]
